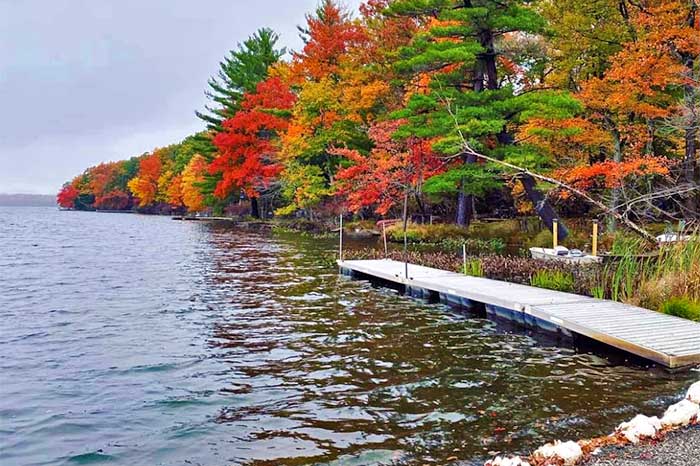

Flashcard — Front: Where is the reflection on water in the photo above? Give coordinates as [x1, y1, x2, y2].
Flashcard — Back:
[0, 208, 694, 466]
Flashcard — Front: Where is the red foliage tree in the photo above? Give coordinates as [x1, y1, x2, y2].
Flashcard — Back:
[57, 184, 79, 208]
[292, 0, 367, 81]
[210, 77, 296, 200]
[332, 121, 444, 215]
[128, 153, 162, 207]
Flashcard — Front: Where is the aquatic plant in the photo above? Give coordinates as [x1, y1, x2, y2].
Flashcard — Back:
[463, 259, 484, 277]
[530, 270, 575, 293]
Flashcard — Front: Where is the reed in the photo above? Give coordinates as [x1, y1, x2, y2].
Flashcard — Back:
[530, 270, 575, 293]
[463, 258, 484, 277]
[594, 231, 700, 311]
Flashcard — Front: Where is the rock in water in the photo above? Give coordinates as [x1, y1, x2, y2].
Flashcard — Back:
[661, 399, 700, 427]
[616, 414, 662, 444]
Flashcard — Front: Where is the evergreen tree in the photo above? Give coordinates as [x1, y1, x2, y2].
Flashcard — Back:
[388, 0, 575, 234]
[196, 28, 285, 132]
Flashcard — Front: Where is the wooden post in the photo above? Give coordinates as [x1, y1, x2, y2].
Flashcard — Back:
[553, 218, 559, 249]
[382, 223, 388, 257]
[592, 220, 599, 257]
[462, 243, 467, 275]
[403, 191, 409, 279]
[339, 214, 344, 262]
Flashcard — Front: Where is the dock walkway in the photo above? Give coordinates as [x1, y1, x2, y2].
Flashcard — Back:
[339, 259, 700, 369]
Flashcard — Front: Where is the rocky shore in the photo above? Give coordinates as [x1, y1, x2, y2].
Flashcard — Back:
[485, 380, 700, 466]
[583, 425, 700, 466]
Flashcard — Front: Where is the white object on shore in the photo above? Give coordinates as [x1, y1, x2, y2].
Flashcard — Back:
[529, 247, 601, 264]
[656, 233, 693, 243]
[661, 399, 700, 427]
[687, 380, 700, 404]
[533, 440, 583, 465]
[484, 456, 530, 466]
[616, 414, 662, 444]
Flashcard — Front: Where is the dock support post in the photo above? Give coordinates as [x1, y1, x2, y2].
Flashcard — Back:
[382, 223, 388, 257]
[592, 220, 599, 257]
[553, 218, 559, 249]
[339, 214, 344, 263]
[403, 191, 409, 279]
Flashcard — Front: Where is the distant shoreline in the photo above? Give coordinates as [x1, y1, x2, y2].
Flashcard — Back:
[0, 193, 56, 207]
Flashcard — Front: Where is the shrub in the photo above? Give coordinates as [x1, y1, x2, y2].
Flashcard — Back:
[530, 270, 575, 293]
[439, 237, 506, 255]
[386, 223, 506, 255]
[386, 223, 470, 243]
[660, 297, 700, 322]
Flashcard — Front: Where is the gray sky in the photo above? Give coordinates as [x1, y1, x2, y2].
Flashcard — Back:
[0, 0, 362, 194]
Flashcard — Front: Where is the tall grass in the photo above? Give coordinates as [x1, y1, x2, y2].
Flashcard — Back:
[530, 270, 575, 292]
[593, 232, 700, 311]
[463, 258, 484, 277]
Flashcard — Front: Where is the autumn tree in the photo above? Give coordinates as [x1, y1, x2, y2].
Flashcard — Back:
[128, 152, 162, 208]
[210, 77, 296, 217]
[181, 154, 208, 213]
[57, 183, 79, 209]
[332, 120, 444, 215]
[278, 0, 374, 215]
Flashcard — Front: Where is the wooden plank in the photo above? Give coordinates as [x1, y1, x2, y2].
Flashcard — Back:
[339, 259, 700, 369]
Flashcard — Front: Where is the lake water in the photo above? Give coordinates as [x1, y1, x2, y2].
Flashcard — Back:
[0, 207, 695, 466]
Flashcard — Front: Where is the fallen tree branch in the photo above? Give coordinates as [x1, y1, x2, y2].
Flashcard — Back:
[438, 95, 657, 240]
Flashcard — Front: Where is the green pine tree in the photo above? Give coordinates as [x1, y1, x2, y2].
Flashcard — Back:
[196, 28, 285, 132]
[388, 0, 576, 234]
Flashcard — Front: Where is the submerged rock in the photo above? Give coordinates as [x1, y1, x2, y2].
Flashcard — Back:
[616, 414, 662, 444]
[687, 380, 700, 404]
[533, 440, 583, 465]
[661, 399, 700, 427]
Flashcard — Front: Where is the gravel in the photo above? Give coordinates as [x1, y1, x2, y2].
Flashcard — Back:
[584, 426, 700, 466]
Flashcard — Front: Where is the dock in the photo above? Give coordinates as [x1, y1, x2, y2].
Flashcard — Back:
[339, 259, 700, 369]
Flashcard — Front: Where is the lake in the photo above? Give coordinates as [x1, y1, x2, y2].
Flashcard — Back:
[0, 207, 694, 466]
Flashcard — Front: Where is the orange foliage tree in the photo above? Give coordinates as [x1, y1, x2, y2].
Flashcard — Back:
[128, 153, 162, 208]
[181, 154, 208, 212]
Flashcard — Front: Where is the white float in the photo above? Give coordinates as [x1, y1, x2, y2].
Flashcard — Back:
[533, 440, 583, 465]
[616, 414, 662, 444]
[661, 399, 700, 427]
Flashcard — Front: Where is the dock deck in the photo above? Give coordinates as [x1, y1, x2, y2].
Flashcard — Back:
[339, 259, 700, 369]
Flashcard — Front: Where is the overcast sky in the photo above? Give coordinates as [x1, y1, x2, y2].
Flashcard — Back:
[0, 0, 362, 194]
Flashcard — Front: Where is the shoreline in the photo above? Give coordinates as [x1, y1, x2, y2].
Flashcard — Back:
[583, 425, 700, 466]
[485, 380, 699, 466]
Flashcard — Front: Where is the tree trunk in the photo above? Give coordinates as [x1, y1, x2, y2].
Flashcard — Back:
[250, 197, 260, 219]
[456, 154, 477, 227]
[415, 192, 427, 218]
[609, 128, 623, 232]
[683, 1, 699, 217]
[519, 174, 569, 240]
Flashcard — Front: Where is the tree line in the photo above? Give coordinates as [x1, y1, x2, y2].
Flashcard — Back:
[58, 0, 699, 233]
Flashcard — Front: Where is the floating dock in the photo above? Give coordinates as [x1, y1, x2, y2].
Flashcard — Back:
[339, 259, 700, 369]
